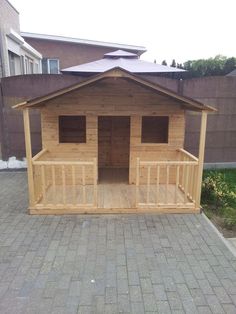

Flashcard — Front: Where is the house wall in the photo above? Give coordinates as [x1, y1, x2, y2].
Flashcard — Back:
[0, 0, 20, 77]
[0, 0, 42, 78]
[39, 77, 185, 183]
[23, 38, 139, 70]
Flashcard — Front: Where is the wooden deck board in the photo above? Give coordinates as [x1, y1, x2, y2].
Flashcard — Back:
[38, 182, 189, 209]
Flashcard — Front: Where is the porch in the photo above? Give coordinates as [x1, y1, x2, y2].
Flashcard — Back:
[29, 148, 199, 214]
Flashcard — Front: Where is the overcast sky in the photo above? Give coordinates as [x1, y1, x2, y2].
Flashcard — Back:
[10, 0, 236, 64]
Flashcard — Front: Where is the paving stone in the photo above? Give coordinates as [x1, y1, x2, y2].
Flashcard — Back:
[129, 285, 143, 302]
[131, 301, 145, 314]
[167, 291, 183, 310]
[213, 286, 232, 304]
[207, 294, 226, 313]
[117, 278, 129, 294]
[156, 300, 172, 313]
[128, 271, 140, 285]
[153, 284, 167, 301]
[197, 306, 212, 314]
[117, 293, 130, 313]
[222, 303, 236, 314]
[140, 277, 153, 294]
[105, 286, 117, 304]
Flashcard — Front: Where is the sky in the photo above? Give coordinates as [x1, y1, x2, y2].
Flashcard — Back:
[9, 0, 236, 64]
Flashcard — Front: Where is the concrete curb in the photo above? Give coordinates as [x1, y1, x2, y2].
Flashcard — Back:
[201, 213, 236, 258]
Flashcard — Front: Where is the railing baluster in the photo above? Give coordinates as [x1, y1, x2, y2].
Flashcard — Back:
[190, 164, 193, 200]
[52, 165, 56, 204]
[72, 165, 76, 204]
[62, 165, 66, 204]
[82, 165, 86, 204]
[93, 158, 97, 207]
[41, 165, 46, 205]
[136, 158, 140, 208]
[175, 165, 180, 204]
[184, 165, 189, 203]
[165, 165, 169, 203]
[147, 166, 151, 204]
[192, 164, 197, 203]
[156, 165, 160, 205]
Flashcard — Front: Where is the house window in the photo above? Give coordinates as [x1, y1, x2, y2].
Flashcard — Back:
[8, 51, 16, 75]
[8, 51, 21, 76]
[25, 57, 34, 74]
[20, 56, 25, 74]
[42, 58, 59, 74]
[59, 116, 86, 143]
[29, 59, 34, 74]
[141, 116, 169, 143]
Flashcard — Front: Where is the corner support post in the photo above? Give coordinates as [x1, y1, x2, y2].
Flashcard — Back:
[196, 111, 208, 209]
[23, 108, 35, 209]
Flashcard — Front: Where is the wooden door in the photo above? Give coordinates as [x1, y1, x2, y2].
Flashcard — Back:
[98, 116, 130, 168]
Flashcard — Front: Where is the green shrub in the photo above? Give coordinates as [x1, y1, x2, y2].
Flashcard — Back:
[201, 171, 236, 211]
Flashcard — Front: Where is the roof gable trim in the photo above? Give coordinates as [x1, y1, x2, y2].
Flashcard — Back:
[13, 67, 216, 112]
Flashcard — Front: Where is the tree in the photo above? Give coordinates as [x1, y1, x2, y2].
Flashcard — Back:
[171, 59, 176, 67]
[183, 55, 236, 78]
[161, 60, 167, 66]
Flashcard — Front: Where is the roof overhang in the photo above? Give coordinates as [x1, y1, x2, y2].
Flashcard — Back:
[13, 67, 216, 112]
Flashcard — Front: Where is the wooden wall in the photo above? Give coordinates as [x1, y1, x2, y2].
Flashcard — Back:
[40, 77, 186, 184]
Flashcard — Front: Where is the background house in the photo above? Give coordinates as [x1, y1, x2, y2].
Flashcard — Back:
[0, 0, 42, 77]
[22, 32, 146, 74]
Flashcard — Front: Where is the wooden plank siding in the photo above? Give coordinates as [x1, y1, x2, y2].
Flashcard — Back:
[39, 77, 186, 186]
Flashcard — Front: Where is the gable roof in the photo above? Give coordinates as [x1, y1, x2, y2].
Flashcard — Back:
[226, 69, 236, 76]
[21, 32, 146, 56]
[61, 50, 186, 74]
[13, 67, 216, 112]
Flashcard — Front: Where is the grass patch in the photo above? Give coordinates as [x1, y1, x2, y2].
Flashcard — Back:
[202, 169, 236, 230]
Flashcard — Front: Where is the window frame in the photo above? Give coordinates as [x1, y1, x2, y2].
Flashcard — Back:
[8, 51, 16, 75]
[58, 115, 87, 144]
[47, 59, 60, 74]
[141, 115, 169, 145]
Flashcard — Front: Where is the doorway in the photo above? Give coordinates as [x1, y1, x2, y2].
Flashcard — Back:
[98, 116, 130, 183]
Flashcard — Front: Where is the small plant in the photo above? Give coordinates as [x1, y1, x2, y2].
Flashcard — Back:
[222, 207, 236, 229]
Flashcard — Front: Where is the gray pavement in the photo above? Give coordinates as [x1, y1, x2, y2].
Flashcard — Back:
[0, 171, 236, 313]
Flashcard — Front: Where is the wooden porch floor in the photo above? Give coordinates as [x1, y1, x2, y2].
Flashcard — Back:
[38, 183, 187, 208]
[36, 169, 194, 213]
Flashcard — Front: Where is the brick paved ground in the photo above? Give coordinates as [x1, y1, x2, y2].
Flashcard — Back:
[0, 172, 236, 313]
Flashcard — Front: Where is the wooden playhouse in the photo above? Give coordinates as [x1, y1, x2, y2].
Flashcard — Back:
[14, 67, 215, 214]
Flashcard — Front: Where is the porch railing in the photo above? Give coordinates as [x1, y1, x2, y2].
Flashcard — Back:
[135, 150, 199, 209]
[32, 158, 97, 209]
